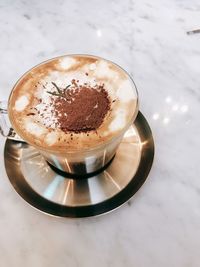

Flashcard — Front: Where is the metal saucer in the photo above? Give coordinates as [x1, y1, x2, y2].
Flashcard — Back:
[4, 112, 154, 218]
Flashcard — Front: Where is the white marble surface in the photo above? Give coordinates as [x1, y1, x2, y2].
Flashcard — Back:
[0, 0, 200, 266]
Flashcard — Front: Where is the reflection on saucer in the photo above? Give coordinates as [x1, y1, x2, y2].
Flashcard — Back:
[4, 112, 154, 218]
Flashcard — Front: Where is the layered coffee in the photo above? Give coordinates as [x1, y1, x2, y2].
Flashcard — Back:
[8, 55, 137, 152]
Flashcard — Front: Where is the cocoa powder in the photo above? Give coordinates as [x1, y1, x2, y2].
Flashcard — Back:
[54, 85, 110, 133]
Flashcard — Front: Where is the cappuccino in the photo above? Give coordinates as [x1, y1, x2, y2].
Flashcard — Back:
[9, 55, 137, 152]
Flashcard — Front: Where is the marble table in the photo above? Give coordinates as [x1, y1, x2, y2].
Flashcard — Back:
[0, 0, 200, 266]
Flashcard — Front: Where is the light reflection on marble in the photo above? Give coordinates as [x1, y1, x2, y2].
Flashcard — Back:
[0, 0, 200, 267]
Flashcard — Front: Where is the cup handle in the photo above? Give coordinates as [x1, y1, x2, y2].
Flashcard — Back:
[0, 101, 24, 142]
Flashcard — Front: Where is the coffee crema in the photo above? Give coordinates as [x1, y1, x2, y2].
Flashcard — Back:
[8, 55, 137, 151]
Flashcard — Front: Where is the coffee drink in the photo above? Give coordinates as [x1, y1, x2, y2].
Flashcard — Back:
[9, 55, 137, 150]
[8, 55, 138, 174]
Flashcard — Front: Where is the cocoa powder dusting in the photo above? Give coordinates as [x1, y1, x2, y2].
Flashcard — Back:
[54, 85, 110, 133]
[26, 112, 35, 116]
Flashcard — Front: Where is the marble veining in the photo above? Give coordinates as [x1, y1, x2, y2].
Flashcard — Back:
[0, 0, 200, 266]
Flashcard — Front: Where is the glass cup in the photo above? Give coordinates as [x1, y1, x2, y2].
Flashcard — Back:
[0, 55, 139, 176]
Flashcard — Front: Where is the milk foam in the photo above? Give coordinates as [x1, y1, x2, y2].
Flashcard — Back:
[109, 108, 126, 131]
[94, 60, 118, 81]
[116, 80, 135, 103]
[46, 132, 59, 145]
[89, 63, 96, 71]
[9, 55, 138, 150]
[15, 95, 29, 111]
[59, 57, 76, 70]
[24, 119, 46, 137]
[35, 90, 58, 128]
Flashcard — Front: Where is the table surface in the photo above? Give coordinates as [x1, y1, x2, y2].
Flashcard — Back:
[0, 1, 200, 266]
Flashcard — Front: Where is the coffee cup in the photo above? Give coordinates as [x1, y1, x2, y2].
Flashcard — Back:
[0, 55, 138, 175]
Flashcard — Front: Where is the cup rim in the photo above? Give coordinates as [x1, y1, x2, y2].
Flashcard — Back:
[8, 54, 139, 154]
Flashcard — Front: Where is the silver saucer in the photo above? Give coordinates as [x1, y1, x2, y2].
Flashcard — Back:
[4, 112, 154, 218]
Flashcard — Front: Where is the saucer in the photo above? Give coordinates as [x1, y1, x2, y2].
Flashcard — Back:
[4, 112, 154, 218]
